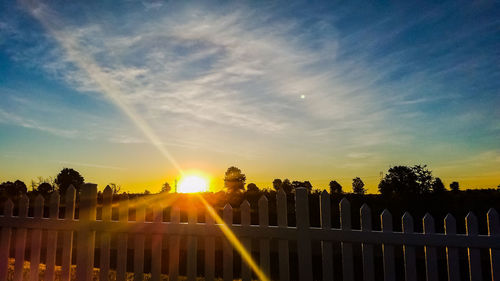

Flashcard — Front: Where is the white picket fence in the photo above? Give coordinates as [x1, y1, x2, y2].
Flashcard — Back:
[0, 183, 499, 281]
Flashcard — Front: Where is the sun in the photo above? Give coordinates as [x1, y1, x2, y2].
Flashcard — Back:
[177, 175, 209, 193]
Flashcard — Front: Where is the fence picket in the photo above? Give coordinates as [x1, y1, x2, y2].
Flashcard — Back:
[296, 188, 313, 281]
[134, 199, 146, 281]
[340, 198, 354, 281]
[223, 204, 233, 281]
[444, 214, 460, 281]
[99, 186, 112, 281]
[76, 183, 97, 281]
[360, 204, 374, 281]
[29, 194, 44, 281]
[61, 185, 76, 281]
[466, 212, 482, 281]
[320, 190, 333, 281]
[169, 205, 180, 281]
[423, 213, 438, 281]
[205, 210, 215, 281]
[187, 205, 198, 281]
[259, 195, 271, 277]
[381, 209, 396, 281]
[44, 192, 60, 281]
[151, 202, 163, 281]
[0, 199, 13, 281]
[402, 212, 417, 281]
[276, 189, 290, 281]
[240, 200, 252, 281]
[488, 209, 500, 281]
[116, 195, 129, 281]
[13, 194, 28, 281]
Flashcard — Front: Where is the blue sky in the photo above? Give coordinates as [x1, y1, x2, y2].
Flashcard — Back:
[0, 0, 499, 192]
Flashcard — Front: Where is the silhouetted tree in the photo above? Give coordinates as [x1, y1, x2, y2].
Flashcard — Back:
[108, 183, 121, 194]
[292, 180, 312, 192]
[161, 182, 171, 193]
[378, 165, 434, 196]
[281, 179, 293, 194]
[0, 180, 27, 197]
[246, 183, 259, 192]
[352, 177, 366, 194]
[272, 179, 282, 191]
[36, 182, 55, 196]
[450, 181, 460, 192]
[329, 180, 343, 194]
[432, 177, 446, 193]
[55, 168, 84, 195]
[224, 166, 246, 193]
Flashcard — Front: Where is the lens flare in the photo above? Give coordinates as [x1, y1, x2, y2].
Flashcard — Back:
[177, 175, 208, 193]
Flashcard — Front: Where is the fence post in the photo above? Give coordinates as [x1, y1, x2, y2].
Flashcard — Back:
[296, 187, 313, 281]
[205, 207, 215, 281]
[61, 185, 76, 281]
[29, 194, 45, 281]
[0, 199, 13, 281]
[444, 214, 460, 281]
[223, 204, 233, 281]
[13, 194, 28, 281]
[45, 192, 60, 281]
[488, 209, 500, 281]
[276, 189, 290, 281]
[466, 212, 482, 281]
[360, 204, 374, 281]
[169, 205, 181, 281]
[240, 200, 252, 281]
[151, 200, 163, 281]
[116, 194, 129, 281]
[134, 198, 146, 281]
[423, 213, 438, 281]
[320, 190, 333, 281]
[381, 209, 396, 281]
[99, 186, 112, 281]
[76, 183, 97, 281]
[187, 201, 198, 281]
[259, 195, 271, 277]
[340, 198, 354, 281]
[402, 212, 417, 281]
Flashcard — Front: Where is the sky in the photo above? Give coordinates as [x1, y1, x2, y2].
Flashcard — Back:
[0, 0, 499, 193]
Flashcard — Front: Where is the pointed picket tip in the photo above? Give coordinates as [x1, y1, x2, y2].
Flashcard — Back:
[224, 203, 233, 211]
[444, 213, 455, 223]
[466, 211, 477, 221]
[103, 185, 112, 195]
[240, 200, 250, 209]
[277, 188, 286, 196]
[258, 195, 268, 204]
[423, 213, 434, 223]
[402, 212, 414, 233]
[321, 189, 329, 197]
[487, 208, 499, 219]
[50, 191, 60, 202]
[381, 209, 392, 218]
[466, 211, 478, 235]
[67, 184, 76, 194]
[360, 203, 371, 213]
[4, 199, 14, 215]
[380, 209, 393, 231]
[339, 197, 350, 208]
[423, 213, 435, 233]
[66, 185, 76, 201]
[35, 194, 45, 205]
[444, 213, 456, 234]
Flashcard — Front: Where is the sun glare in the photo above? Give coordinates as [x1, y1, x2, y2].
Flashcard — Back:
[177, 175, 208, 193]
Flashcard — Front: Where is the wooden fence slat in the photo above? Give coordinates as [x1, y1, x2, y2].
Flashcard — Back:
[320, 190, 333, 281]
[169, 206, 180, 281]
[151, 202, 163, 281]
[13, 194, 28, 281]
[488, 208, 500, 281]
[444, 214, 460, 281]
[134, 199, 146, 281]
[423, 213, 438, 281]
[466, 212, 482, 281]
[116, 194, 129, 281]
[187, 205, 197, 281]
[240, 200, 252, 281]
[276, 189, 290, 281]
[360, 204, 374, 281]
[29, 194, 45, 281]
[0, 199, 13, 281]
[61, 185, 76, 281]
[76, 183, 97, 281]
[205, 210, 215, 281]
[44, 192, 60, 281]
[381, 209, 396, 281]
[402, 212, 417, 281]
[99, 186, 112, 281]
[296, 188, 313, 281]
[340, 198, 354, 281]
[223, 204, 233, 281]
[259, 195, 271, 277]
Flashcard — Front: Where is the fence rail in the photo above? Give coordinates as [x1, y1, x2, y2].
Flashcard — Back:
[0, 183, 499, 281]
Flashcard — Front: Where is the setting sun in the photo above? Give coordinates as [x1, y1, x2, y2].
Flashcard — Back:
[177, 175, 209, 193]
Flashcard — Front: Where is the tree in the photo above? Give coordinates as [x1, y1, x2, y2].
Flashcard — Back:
[108, 183, 122, 194]
[161, 182, 171, 193]
[329, 180, 343, 194]
[432, 177, 446, 193]
[55, 168, 84, 195]
[352, 177, 366, 194]
[224, 166, 246, 193]
[36, 182, 55, 196]
[0, 180, 27, 197]
[450, 181, 459, 192]
[378, 165, 434, 196]
[246, 183, 259, 192]
[272, 179, 282, 191]
[292, 180, 313, 192]
[281, 179, 293, 194]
